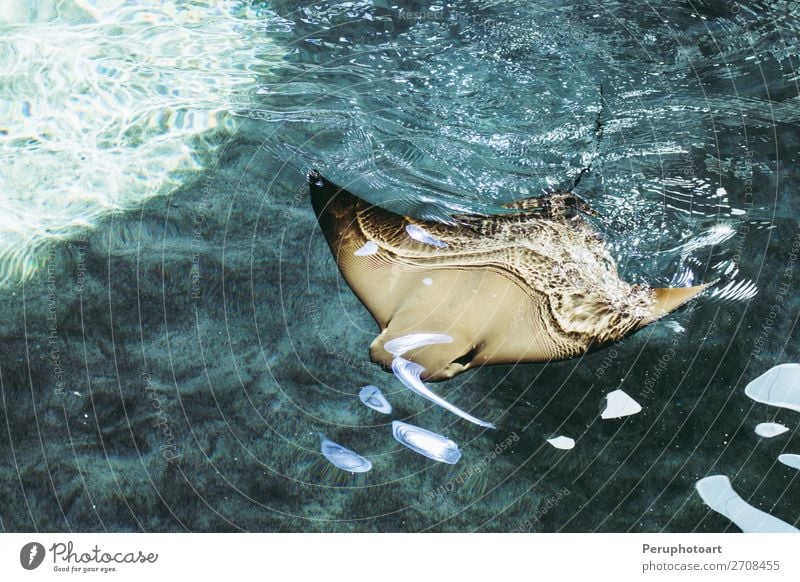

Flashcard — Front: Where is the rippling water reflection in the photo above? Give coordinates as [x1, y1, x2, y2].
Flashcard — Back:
[257, 0, 798, 292]
[0, 0, 283, 285]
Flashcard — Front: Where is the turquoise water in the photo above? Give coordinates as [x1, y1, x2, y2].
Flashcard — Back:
[0, 0, 798, 532]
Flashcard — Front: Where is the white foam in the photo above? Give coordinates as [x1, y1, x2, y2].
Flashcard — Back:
[745, 364, 800, 413]
[546, 435, 575, 450]
[422, 277, 433, 286]
[384, 333, 453, 357]
[391, 420, 461, 464]
[778, 454, 800, 470]
[358, 385, 392, 414]
[695, 475, 798, 533]
[601, 389, 642, 419]
[405, 224, 448, 248]
[354, 240, 379, 256]
[391, 357, 494, 428]
[0, 0, 282, 285]
[754, 422, 789, 438]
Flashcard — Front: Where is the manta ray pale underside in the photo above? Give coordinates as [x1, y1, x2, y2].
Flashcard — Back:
[309, 170, 711, 384]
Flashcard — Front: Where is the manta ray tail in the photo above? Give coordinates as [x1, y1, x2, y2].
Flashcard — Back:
[642, 281, 717, 327]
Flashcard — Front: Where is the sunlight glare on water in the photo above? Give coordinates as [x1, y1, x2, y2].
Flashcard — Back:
[0, 0, 283, 285]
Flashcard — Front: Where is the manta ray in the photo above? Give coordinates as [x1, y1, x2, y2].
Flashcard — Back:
[308, 170, 711, 390]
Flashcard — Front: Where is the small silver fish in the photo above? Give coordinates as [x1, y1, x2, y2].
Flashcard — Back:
[319, 435, 372, 473]
[391, 420, 462, 464]
[392, 357, 494, 428]
[359, 385, 392, 414]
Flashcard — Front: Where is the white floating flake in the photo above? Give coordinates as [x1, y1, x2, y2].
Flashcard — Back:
[392, 357, 494, 428]
[696, 475, 799, 533]
[778, 454, 800, 470]
[754, 422, 789, 438]
[319, 436, 372, 473]
[546, 436, 575, 450]
[422, 277, 433, 286]
[601, 389, 642, 419]
[745, 364, 800, 413]
[664, 320, 685, 333]
[359, 385, 392, 414]
[391, 420, 461, 464]
[354, 240, 379, 256]
[405, 224, 448, 248]
[384, 333, 453, 357]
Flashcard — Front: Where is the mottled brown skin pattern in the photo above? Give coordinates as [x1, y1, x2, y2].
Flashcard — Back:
[309, 171, 712, 381]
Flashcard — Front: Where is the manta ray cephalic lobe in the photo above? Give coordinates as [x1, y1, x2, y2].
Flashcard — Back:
[308, 170, 712, 385]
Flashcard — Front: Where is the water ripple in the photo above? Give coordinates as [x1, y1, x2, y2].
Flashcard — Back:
[0, 0, 284, 286]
